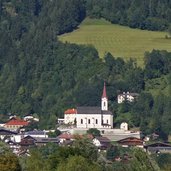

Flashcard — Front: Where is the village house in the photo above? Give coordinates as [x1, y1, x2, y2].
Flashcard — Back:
[144, 142, 171, 154]
[64, 108, 77, 124]
[4, 117, 29, 131]
[117, 92, 139, 104]
[0, 128, 17, 141]
[19, 135, 60, 148]
[117, 137, 144, 148]
[93, 136, 111, 150]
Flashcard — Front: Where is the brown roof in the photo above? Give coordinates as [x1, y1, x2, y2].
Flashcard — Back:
[118, 137, 143, 146]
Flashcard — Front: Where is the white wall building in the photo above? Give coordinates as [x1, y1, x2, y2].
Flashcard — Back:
[76, 83, 113, 129]
[64, 109, 77, 124]
[117, 92, 139, 104]
[120, 122, 128, 131]
[58, 83, 113, 129]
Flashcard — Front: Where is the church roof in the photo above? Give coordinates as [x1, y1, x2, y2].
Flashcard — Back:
[102, 82, 107, 98]
[77, 107, 112, 115]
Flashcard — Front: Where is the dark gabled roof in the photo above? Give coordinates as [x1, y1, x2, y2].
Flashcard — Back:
[94, 136, 111, 143]
[35, 137, 59, 143]
[77, 107, 112, 115]
[25, 130, 46, 135]
[77, 107, 101, 114]
[145, 142, 171, 148]
[0, 128, 18, 135]
[22, 135, 37, 141]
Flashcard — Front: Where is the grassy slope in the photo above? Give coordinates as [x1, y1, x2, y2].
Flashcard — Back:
[59, 18, 171, 66]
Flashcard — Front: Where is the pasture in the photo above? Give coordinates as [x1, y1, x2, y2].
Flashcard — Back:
[59, 18, 171, 66]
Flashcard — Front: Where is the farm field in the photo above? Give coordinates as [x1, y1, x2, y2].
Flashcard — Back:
[59, 18, 171, 66]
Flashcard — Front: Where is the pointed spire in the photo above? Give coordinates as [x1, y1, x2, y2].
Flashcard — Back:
[102, 82, 107, 98]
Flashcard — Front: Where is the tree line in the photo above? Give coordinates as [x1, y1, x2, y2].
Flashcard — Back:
[86, 0, 171, 31]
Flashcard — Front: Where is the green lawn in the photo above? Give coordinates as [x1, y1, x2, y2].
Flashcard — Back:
[58, 18, 171, 66]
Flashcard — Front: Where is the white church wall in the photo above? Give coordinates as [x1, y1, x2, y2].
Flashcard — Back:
[76, 114, 102, 129]
[103, 114, 113, 128]
[76, 114, 113, 129]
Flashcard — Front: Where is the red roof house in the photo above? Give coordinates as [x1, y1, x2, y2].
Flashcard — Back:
[5, 117, 29, 130]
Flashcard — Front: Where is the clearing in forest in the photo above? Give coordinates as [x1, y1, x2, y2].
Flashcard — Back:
[59, 18, 171, 66]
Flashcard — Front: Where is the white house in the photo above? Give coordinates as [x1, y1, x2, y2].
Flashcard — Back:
[76, 83, 113, 129]
[64, 108, 77, 124]
[120, 122, 128, 131]
[117, 92, 139, 104]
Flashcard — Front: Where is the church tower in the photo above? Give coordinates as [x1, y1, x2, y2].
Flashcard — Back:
[101, 82, 108, 111]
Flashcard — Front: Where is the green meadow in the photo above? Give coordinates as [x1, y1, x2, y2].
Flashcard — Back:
[59, 18, 171, 66]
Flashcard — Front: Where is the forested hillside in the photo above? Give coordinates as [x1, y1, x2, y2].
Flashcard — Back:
[0, 0, 171, 139]
[86, 0, 171, 31]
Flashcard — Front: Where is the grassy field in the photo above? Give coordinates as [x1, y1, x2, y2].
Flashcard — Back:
[59, 18, 171, 66]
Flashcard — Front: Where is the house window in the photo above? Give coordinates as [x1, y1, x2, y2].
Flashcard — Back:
[104, 102, 106, 106]
[106, 120, 108, 124]
[88, 119, 90, 124]
[81, 119, 83, 124]
[96, 119, 98, 124]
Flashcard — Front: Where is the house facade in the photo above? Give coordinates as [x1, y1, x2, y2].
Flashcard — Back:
[4, 117, 29, 131]
[117, 92, 139, 104]
[117, 137, 144, 148]
[64, 108, 77, 124]
[145, 142, 171, 154]
[93, 136, 111, 150]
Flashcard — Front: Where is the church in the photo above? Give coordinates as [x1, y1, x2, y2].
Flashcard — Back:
[63, 83, 113, 129]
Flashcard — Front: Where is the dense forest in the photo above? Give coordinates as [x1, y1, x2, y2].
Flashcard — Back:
[0, 0, 171, 139]
[86, 0, 171, 31]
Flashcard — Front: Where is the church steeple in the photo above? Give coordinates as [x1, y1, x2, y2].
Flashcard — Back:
[101, 82, 108, 111]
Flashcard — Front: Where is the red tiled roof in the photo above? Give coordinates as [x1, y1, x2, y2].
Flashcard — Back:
[64, 108, 77, 114]
[5, 118, 29, 126]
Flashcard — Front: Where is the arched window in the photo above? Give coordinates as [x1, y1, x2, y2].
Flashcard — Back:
[96, 119, 98, 124]
[81, 119, 83, 124]
[88, 119, 90, 124]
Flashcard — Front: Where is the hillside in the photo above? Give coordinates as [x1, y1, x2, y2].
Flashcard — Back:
[59, 18, 171, 66]
[0, 0, 171, 138]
